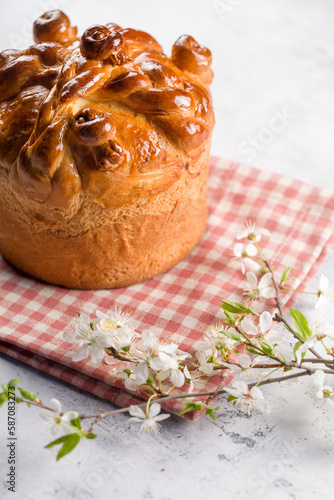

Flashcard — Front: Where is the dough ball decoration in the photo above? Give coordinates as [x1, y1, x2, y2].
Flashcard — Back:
[33, 10, 78, 46]
[80, 25, 128, 64]
[0, 11, 214, 289]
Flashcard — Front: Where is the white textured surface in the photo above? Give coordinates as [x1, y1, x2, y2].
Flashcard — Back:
[1, 1, 334, 499]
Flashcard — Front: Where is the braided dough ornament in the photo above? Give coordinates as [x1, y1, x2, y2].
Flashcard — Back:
[0, 11, 215, 289]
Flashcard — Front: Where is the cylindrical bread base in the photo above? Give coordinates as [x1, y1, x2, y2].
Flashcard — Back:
[0, 154, 209, 289]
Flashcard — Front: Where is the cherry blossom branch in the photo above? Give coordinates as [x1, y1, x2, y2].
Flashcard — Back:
[253, 240, 323, 360]
[76, 364, 334, 421]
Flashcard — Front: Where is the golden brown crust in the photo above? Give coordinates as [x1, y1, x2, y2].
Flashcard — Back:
[0, 11, 214, 289]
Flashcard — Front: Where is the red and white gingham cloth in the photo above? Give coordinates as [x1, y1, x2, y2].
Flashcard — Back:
[0, 157, 334, 420]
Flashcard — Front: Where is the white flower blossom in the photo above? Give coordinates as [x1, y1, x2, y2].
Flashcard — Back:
[39, 399, 78, 437]
[63, 313, 94, 343]
[225, 381, 270, 414]
[241, 311, 273, 337]
[96, 306, 134, 330]
[158, 351, 190, 388]
[184, 366, 207, 392]
[195, 351, 216, 376]
[105, 325, 138, 351]
[63, 313, 114, 364]
[244, 272, 275, 300]
[133, 330, 179, 385]
[128, 403, 170, 435]
[312, 370, 334, 407]
[222, 354, 260, 376]
[196, 324, 238, 354]
[118, 370, 138, 391]
[236, 221, 271, 242]
[234, 243, 261, 274]
[295, 321, 333, 364]
[315, 274, 330, 309]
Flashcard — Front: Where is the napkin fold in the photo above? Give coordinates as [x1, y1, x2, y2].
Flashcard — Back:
[1, 157, 334, 420]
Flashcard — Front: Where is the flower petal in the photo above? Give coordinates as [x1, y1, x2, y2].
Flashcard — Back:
[154, 413, 170, 422]
[225, 387, 243, 398]
[133, 362, 149, 385]
[72, 344, 90, 362]
[245, 258, 261, 272]
[261, 287, 276, 299]
[234, 243, 243, 258]
[250, 386, 264, 400]
[245, 244, 257, 257]
[96, 310, 108, 320]
[62, 330, 77, 343]
[90, 345, 105, 364]
[49, 398, 62, 415]
[170, 369, 185, 388]
[319, 274, 329, 292]
[259, 273, 272, 289]
[238, 354, 252, 369]
[129, 405, 145, 419]
[159, 343, 178, 354]
[260, 311, 272, 333]
[96, 331, 115, 348]
[148, 403, 162, 418]
[104, 355, 119, 365]
[128, 417, 144, 423]
[150, 352, 174, 371]
[241, 318, 258, 336]
[260, 228, 272, 238]
[233, 380, 249, 394]
[246, 272, 258, 289]
[39, 410, 53, 422]
[62, 410, 79, 422]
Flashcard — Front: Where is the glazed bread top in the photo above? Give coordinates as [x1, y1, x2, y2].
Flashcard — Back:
[0, 10, 214, 210]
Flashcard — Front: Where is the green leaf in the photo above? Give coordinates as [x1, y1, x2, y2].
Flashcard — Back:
[222, 330, 241, 342]
[247, 348, 260, 355]
[85, 433, 97, 440]
[227, 395, 237, 402]
[45, 435, 72, 448]
[290, 308, 313, 341]
[8, 379, 21, 389]
[69, 416, 82, 432]
[0, 393, 8, 406]
[142, 389, 154, 395]
[280, 267, 291, 284]
[205, 405, 220, 421]
[293, 341, 306, 361]
[0, 380, 21, 407]
[221, 300, 257, 316]
[18, 388, 38, 401]
[45, 433, 81, 461]
[145, 372, 156, 387]
[56, 435, 81, 461]
[178, 401, 204, 415]
[259, 341, 276, 358]
[224, 310, 236, 325]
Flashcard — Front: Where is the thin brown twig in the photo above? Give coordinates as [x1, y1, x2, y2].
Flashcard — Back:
[77, 365, 334, 421]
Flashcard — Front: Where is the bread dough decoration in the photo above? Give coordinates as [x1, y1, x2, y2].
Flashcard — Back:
[0, 11, 215, 289]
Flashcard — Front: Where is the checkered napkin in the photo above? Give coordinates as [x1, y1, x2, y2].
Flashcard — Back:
[1, 157, 334, 420]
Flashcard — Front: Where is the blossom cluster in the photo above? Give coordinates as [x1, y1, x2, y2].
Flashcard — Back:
[3, 219, 333, 455]
[63, 307, 193, 393]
